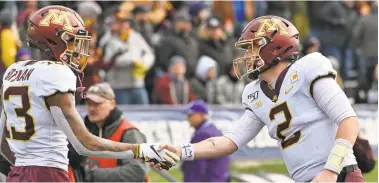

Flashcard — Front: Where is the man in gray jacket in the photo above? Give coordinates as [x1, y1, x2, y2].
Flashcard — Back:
[82, 83, 148, 182]
[99, 12, 155, 104]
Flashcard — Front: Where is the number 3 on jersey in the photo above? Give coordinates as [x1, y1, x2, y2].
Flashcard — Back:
[269, 102, 301, 149]
[3, 86, 35, 141]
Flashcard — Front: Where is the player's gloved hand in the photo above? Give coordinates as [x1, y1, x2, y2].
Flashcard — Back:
[134, 143, 180, 171]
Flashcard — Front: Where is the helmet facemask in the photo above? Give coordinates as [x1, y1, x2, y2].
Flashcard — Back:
[233, 37, 268, 80]
[60, 29, 91, 73]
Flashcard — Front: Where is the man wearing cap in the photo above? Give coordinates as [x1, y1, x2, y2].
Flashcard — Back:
[80, 83, 148, 182]
[199, 16, 233, 76]
[181, 100, 230, 182]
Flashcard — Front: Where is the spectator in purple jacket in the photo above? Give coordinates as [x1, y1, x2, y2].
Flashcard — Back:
[181, 100, 230, 182]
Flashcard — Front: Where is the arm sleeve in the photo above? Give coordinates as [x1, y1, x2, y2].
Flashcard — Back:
[91, 129, 148, 182]
[312, 77, 357, 125]
[224, 110, 265, 149]
[304, 53, 355, 125]
[224, 85, 265, 149]
[50, 106, 135, 159]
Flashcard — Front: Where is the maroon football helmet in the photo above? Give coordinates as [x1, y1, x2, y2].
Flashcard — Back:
[233, 15, 300, 79]
[27, 5, 91, 73]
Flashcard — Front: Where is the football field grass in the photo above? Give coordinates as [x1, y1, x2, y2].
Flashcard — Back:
[149, 160, 378, 182]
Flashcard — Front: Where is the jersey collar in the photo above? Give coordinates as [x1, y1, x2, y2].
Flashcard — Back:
[260, 64, 292, 102]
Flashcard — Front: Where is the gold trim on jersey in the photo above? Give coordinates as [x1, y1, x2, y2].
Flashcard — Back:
[308, 72, 336, 97]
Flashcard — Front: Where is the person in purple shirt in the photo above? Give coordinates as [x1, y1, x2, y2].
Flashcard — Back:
[181, 100, 230, 182]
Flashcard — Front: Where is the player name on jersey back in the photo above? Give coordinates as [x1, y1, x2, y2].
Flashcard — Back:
[3, 68, 35, 82]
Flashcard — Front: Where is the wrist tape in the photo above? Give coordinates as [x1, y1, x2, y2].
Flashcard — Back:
[180, 143, 194, 161]
[324, 138, 353, 174]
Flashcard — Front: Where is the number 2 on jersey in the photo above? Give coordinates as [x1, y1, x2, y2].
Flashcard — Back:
[3, 86, 35, 141]
[269, 102, 301, 149]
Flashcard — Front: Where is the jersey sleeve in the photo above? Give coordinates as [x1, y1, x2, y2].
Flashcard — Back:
[312, 77, 356, 125]
[305, 52, 337, 97]
[37, 64, 77, 97]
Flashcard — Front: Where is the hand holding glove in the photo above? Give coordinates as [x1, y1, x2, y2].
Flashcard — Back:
[135, 144, 180, 170]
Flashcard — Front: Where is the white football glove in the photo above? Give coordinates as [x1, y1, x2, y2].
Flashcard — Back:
[134, 143, 180, 170]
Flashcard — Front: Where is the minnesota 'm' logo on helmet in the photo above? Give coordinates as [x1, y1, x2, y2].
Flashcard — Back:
[27, 5, 91, 73]
[256, 18, 289, 37]
[39, 9, 74, 32]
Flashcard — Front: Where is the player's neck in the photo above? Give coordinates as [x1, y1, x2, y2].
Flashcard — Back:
[261, 62, 290, 83]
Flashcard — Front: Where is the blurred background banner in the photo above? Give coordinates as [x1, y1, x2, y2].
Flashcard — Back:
[77, 104, 378, 160]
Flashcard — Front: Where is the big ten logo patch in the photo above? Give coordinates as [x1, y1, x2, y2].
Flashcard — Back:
[254, 100, 262, 109]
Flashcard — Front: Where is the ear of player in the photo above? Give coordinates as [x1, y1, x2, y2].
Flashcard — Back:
[134, 144, 180, 170]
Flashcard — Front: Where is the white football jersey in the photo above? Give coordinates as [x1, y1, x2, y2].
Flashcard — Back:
[241, 52, 349, 181]
[2, 60, 76, 171]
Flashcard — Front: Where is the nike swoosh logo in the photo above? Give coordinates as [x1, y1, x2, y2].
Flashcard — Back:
[150, 145, 162, 159]
[285, 86, 294, 94]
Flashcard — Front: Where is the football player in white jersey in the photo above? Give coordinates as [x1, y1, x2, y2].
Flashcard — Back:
[155, 16, 364, 182]
[0, 5, 179, 182]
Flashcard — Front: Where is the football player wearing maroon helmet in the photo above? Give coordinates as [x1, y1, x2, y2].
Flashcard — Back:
[0, 6, 179, 182]
[154, 16, 364, 182]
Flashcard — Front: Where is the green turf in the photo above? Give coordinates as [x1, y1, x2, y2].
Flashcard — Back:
[364, 161, 378, 182]
[148, 161, 378, 182]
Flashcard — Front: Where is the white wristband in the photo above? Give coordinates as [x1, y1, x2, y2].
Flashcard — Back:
[324, 138, 353, 174]
[180, 143, 194, 161]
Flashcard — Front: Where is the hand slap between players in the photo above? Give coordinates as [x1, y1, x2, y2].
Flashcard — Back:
[135, 144, 180, 171]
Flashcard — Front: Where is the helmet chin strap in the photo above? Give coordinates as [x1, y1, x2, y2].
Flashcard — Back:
[248, 59, 279, 80]
[76, 72, 86, 99]
[248, 44, 296, 80]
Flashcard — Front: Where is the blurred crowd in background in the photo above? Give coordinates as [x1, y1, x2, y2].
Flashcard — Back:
[0, 0, 377, 105]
